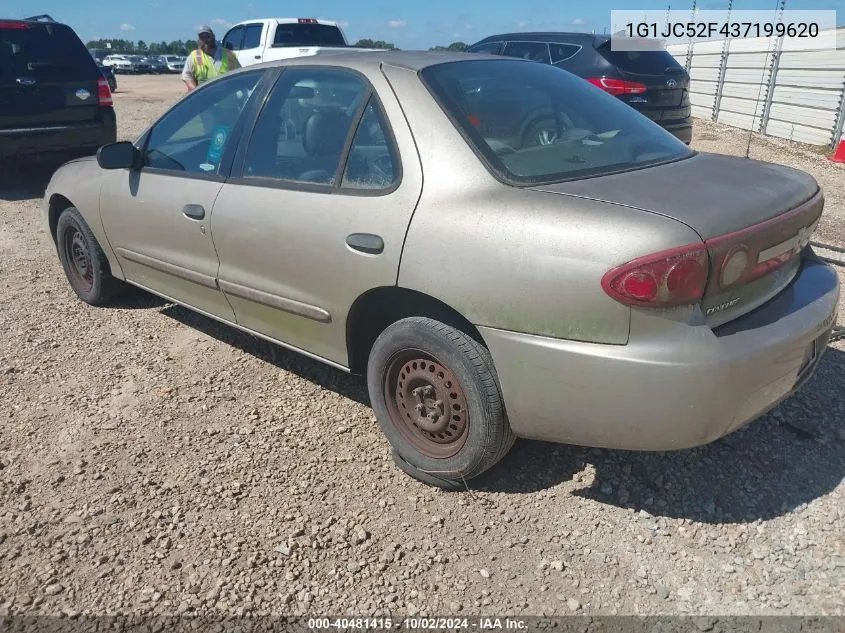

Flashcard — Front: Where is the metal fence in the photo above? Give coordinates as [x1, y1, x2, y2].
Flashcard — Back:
[666, 27, 845, 148]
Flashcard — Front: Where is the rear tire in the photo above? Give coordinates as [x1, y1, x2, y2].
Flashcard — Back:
[56, 207, 124, 306]
[367, 317, 515, 490]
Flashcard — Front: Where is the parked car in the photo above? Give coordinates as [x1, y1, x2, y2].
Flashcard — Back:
[127, 55, 151, 73]
[160, 55, 185, 73]
[1, 14, 116, 165]
[466, 32, 693, 144]
[102, 54, 135, 73]
[96, 59, 117, 92]
[42, 53, 839, 489]
[221, 17, 381, 67]
[147, 55, 169, 74]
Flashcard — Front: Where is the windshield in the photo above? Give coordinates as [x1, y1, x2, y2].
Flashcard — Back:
[0, 23, 96, 80]
[595, 44, 684, 76]
[420, 59, 693, 185]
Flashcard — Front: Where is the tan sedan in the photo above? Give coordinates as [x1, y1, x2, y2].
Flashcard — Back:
[43, 51, 839, 489]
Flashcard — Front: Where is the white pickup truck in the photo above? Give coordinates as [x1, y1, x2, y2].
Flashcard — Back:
[220, 18, 381, 67]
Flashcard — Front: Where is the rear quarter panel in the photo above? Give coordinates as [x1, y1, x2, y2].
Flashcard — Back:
[381, 63, 703, 345]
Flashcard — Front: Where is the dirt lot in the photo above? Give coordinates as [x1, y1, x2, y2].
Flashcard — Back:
[1, 74, 844, 618]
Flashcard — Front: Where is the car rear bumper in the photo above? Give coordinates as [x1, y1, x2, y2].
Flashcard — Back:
[0, 113, 116, 162]
[662, 119, 693, 144]
[478, 253, 839, 451]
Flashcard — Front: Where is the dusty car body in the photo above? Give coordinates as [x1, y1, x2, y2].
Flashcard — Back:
[42, 51, 839, 489]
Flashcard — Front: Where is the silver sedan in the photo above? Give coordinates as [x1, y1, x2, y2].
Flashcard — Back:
[42, 51, 840, 489]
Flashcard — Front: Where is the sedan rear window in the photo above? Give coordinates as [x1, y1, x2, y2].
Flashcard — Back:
[420, 59, 693, 185]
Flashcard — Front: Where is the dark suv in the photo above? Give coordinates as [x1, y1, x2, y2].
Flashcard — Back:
[466, 32, 692, 144]
[0, 15, 117, 165]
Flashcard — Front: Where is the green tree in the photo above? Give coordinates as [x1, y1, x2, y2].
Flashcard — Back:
[429, 41, 467, 51]
[354, 38, 396, 49]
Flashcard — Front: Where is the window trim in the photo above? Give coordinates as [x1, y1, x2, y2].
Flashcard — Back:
[135, 68, 275, 183]
[501, 41, 552, 65]
[418, 59, 696, 188]
[548, 43, 582, 64]
[227, 64, 404, 198]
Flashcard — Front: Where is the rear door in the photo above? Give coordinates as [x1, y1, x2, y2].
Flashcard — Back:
[0, 21, 101, 130]
[593, 43, 690, 122]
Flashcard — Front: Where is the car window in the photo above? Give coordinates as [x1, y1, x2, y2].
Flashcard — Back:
[241, 68, 369, 186]
[502, 41, 550, 64]
[421, 59, 693, 185]
[0, 23, 96, 80]
[222, 25, 244, 51]
[143, 70, 265, 175]
[595, 44, 685, 75]
[272, 23, 346, 47]
[549, 43, 580, 63]
[341, 97, 399, 190]
[467, 41, 503, 55]
[242, 24, 263, 49]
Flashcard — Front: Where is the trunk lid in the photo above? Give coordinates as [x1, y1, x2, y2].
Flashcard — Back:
[0, 21, 101, 130]
[595, 42, 691, 121]
[532, 153, 824, 326]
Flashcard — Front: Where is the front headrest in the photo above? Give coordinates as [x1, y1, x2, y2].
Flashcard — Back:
[303, 110, 351, 158]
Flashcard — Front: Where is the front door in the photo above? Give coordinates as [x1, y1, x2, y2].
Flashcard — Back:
[209, 66, 423, 366]
[99, 68, 268, 320]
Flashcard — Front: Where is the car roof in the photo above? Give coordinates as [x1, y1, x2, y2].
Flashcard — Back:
[244, 49, 516, 73]
[472, 31, 603, 45]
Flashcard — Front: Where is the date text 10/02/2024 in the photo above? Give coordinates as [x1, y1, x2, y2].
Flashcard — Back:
[307, 617, 529, 630]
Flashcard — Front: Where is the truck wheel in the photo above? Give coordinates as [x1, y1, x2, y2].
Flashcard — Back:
[367, 317, 515, 490]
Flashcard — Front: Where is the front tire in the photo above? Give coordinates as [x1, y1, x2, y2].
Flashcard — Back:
[55, 207, 124, 306]
[367, 317, 515, 490]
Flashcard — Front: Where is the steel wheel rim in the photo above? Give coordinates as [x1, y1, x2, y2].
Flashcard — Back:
[382, 349, 470, 459]
[64, 227, 93, 292]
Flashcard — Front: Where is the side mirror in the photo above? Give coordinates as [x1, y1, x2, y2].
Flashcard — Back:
[97, 141, 139, 170]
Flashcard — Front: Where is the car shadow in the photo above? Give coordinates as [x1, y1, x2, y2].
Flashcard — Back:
[0, 165, 55, 202]
[158, 303, 371, 406]
[477, 345, 845, 524]
[153, 301, 845, 524]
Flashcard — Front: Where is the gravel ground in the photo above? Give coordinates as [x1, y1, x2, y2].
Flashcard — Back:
[1, 74, 844, 619]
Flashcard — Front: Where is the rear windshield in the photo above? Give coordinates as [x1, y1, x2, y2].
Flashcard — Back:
[420, 59, 693, 185]
[0, 23, 96, 79]
[272, 24, 346, 47]
[596, 44, 684, 75]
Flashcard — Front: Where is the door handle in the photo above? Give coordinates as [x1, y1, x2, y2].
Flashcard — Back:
[254, 55, 261, 59]
[346, 233, 384, 255]
[182, 204, 205, 220]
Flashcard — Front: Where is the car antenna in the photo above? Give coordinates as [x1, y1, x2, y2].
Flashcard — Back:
[745, 0, 786, 159]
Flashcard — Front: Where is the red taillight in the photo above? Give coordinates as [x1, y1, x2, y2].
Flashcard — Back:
[97, 77, 113, 106]
[0, 20, 29, 29]
[297, 18, 318, 23]
[586, 77, 647, 96]
[602, 244, 709, 307]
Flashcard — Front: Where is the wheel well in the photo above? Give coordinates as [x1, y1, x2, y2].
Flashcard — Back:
[346, 287, 487, 375]
[47, 194, 74, 244]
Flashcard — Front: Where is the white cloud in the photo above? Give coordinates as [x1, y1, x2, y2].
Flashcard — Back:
[572, 18, 586, 26]
[210, 18, 230, 27]
[338, 20, 350, 28]
[388, 20, 407, 29]
[119, 23, 135, 31]
[517, 21, 530, 28]
[465, 24, 473, 30]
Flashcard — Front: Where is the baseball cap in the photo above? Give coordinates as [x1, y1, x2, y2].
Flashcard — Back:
[197, 25, 214, 36]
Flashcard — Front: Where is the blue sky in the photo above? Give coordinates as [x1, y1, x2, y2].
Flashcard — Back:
[5, 0, 842, 48]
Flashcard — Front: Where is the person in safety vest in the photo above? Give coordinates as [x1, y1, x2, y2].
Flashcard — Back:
[181, 24, 240, 92]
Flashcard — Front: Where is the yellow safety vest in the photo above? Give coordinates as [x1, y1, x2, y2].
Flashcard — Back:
[192, 48, 236, 84]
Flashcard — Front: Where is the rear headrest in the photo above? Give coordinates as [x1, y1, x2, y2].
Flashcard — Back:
[303, 109, 351, 158]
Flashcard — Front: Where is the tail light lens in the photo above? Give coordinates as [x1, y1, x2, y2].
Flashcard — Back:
[97, 77, 113, 106]
[586, 77, 648, 96]
[601, 243, 710, 307]
[0, 20, 29, 29]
